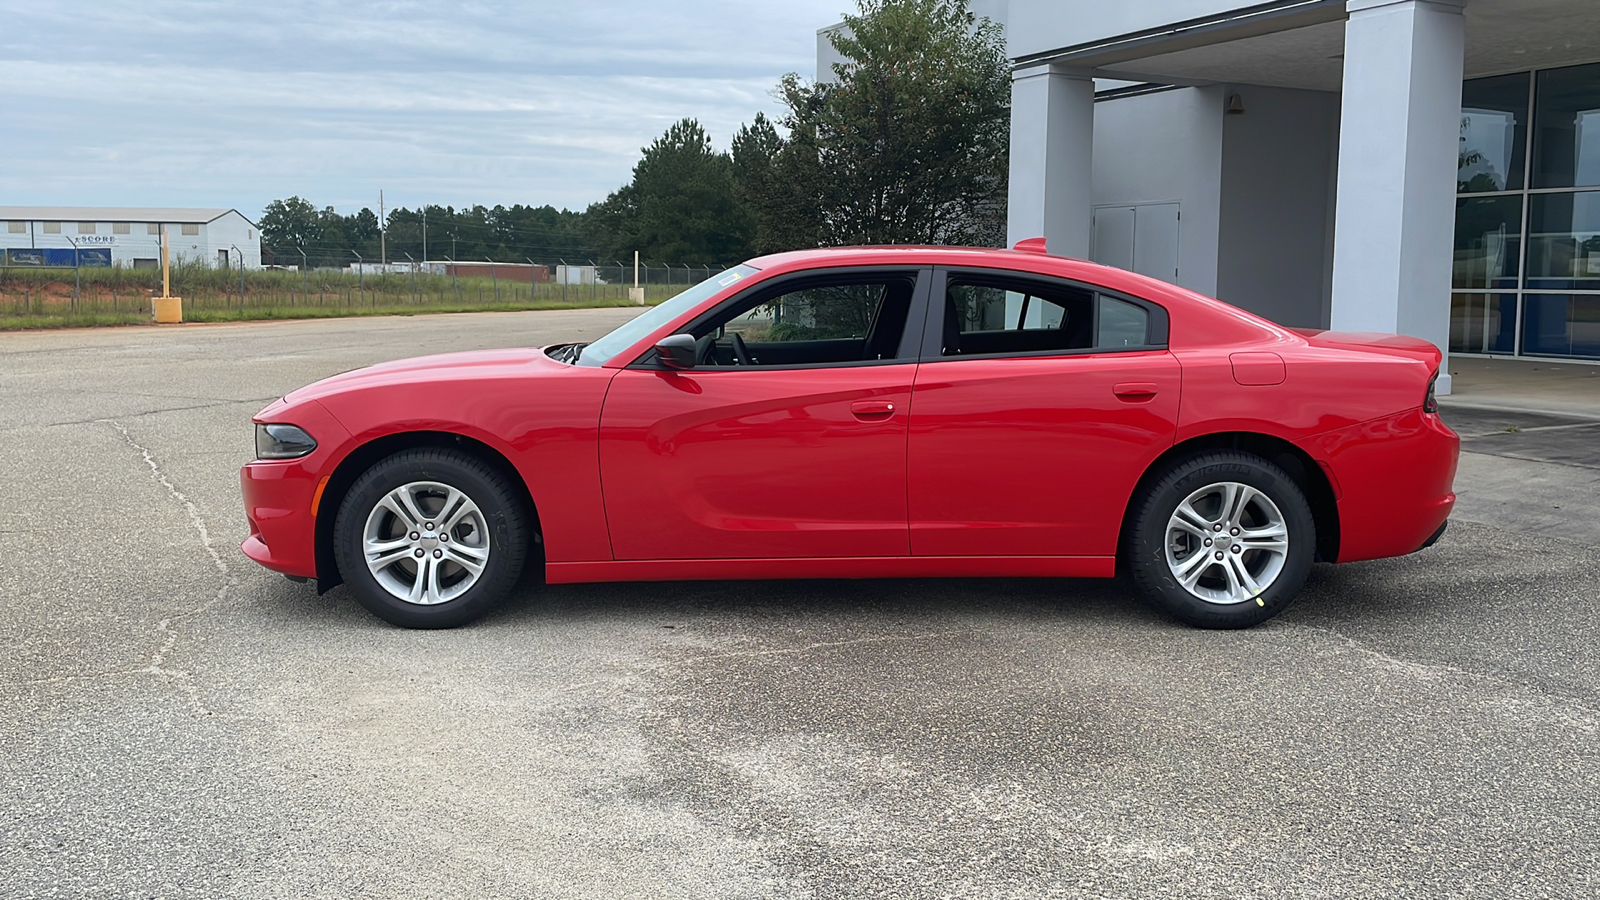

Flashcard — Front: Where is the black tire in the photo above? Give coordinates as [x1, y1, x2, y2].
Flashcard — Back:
[1126, 451, 1315, 629]
[333, 448, 529, 628]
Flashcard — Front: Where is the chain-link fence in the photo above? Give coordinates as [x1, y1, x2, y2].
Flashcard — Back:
[0, 253, 731, 324]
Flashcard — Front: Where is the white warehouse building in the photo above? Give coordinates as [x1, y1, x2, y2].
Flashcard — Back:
[822, 0, 1600, 385]
[0, 207, 263, 270]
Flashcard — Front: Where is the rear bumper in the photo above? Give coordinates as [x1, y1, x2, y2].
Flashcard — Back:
[1418, 519, 1449, 552]
[1310, 408, 1459, 563]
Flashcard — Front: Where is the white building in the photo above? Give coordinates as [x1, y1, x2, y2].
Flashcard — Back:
[0, 207, 263, 270]
[821, 0, 1600, 382]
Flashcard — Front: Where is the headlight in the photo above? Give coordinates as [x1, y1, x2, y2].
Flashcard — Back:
[256, 423, 317, 459]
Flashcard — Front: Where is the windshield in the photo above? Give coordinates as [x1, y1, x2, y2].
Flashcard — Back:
[576, 265, 759, 366]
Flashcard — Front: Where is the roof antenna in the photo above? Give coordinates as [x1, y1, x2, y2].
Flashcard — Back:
[1012, 237, 1048, 255]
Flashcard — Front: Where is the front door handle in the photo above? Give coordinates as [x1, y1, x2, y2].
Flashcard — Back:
[1113, 382, 1159, 401]
[850, 399, 897, 419]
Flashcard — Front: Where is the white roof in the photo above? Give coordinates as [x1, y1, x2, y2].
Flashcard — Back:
[0, 206, 256, 226]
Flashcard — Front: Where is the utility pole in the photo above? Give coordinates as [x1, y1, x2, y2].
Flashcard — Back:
[232, 244, 243, 305]
[422, 206, 428, 264]
[379, 189, 387, 265]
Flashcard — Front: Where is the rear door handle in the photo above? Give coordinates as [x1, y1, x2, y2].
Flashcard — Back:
[850, 399, 897, 419]
[1113, 382, 1159, 401]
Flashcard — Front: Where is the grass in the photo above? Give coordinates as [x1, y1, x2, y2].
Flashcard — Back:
[0, 262, 687, 330]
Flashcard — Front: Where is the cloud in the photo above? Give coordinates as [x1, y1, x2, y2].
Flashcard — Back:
[0, 0, 847, 216]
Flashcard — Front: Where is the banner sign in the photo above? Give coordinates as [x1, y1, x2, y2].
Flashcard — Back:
[2, 247, 112, 267]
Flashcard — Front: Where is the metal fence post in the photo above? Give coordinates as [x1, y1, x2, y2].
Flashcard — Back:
[66, 235, 80, 310]
[486, 256, 498, 302]
[298, 247, 309, 305]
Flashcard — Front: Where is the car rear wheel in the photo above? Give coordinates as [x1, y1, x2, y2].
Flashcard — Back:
[1127, 451, 1315, 629]
[333, 448, 528, 628]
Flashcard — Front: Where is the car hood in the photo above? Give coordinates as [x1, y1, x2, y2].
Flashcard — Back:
[283, 347, 564, 405]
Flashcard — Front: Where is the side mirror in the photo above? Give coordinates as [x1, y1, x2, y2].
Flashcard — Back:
[655, 333, 698, 370]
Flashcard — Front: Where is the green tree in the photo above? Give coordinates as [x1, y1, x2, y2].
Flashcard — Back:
[259, 196, 320, 257]
[739, 0, 1010, 250]
[587, 118, 752, 265]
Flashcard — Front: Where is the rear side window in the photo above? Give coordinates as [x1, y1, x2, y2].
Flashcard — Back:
[1098, 296, 1150, 349]
[941, 275, 1157, 356]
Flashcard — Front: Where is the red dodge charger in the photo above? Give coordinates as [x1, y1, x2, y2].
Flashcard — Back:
[241, 242, 1459, 629]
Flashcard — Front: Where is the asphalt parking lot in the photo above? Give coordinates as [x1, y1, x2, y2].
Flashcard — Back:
[2, 311, 1597, 899]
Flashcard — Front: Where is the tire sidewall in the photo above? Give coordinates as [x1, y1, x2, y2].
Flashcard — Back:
[333, 450, 525, 628]
[1131, 453, 1315, 629]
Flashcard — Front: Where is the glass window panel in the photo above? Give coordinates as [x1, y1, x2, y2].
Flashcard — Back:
[1525, 191, 1600, 290]
[1533, 63, 1600, 189]
[1521, 294, 1600, 358]
[944, 279, 1096, 356]
[1454, 195, 1523, 289]
[1460, 72, 1529, 192]
[1450, 292, 1517, 354]
[1097, 296, 1150, 348]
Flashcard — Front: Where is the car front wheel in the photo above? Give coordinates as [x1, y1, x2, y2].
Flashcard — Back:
[1127, 451, 1315, 629]
[333, 448, 528, 628]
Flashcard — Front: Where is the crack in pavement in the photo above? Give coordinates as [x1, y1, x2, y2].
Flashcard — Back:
[100, 417, 235, 716]
[0, 398, 273, 434]
[688, 631, 961, 662]
[1293, 623, 1600, 726]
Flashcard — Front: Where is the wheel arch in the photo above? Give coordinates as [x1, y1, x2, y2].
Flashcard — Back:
[1119, 431, 1340, 568]
[314, 431, 542, 592]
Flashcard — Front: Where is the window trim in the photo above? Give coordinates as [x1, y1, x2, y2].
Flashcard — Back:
[627, 265, 934, 372]
[919, 266, 1171, 363]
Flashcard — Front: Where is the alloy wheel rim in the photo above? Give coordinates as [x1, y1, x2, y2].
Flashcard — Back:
[1164, 481, 1289, 606]
[362, 481, 491, 606]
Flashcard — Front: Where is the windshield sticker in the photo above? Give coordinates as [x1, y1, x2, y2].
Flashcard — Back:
[717, 271, 743, 286]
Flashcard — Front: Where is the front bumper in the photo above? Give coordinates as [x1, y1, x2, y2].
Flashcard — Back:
[239, 399, 349, 580]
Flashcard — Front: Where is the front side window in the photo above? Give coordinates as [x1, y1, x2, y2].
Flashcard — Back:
[690, 273, 918, 367]
[577, 265, 758, 366]
[940, 274, 1156, 357]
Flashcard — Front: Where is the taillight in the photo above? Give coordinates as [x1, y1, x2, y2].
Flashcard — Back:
[1423, 373, 1439, 414]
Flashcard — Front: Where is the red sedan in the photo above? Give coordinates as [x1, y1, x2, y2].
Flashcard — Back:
[241, 242, 1459, 629]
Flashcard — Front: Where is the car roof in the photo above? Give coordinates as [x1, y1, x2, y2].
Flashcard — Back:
[748, 245, 1179, 295]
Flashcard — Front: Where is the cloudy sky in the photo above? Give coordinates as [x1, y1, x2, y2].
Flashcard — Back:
[0, 0, 849, 220]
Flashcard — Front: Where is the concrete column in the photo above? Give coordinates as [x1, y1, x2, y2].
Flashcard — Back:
[1329, 0, 1466, 392]
[1007, 64, 1095, 258]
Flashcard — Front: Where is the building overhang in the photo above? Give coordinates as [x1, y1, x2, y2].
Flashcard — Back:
[1015, 0, 1600, 92]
